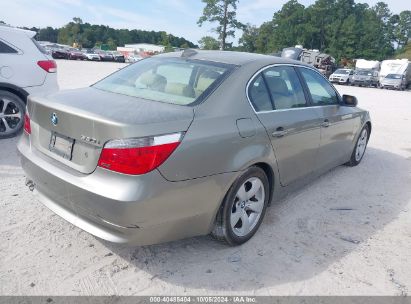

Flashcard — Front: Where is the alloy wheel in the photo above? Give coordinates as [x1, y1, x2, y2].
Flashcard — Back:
[0, 97, 23, 136]
[230, 177, 265, 237]
[355, 128, 368, 162]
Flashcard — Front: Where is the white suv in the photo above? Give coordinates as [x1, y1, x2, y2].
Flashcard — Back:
[0, 26, 59, 138]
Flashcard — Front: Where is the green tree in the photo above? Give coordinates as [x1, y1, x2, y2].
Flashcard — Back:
[72, 17, 83, 24]
[106, 37, 117, 50]
[395, 41, 411, 60]
[198, 0, 244, 50]
[238, 24, 259, 52]
[53, 18, 196, 49]
[36, 27, 59, 42]
[305, 0, 336, 51]
[272, 0, 307, 50]
[254, 21, 276, 53]
[247, 0, 402, 61]
[395, 11, 411, 49]
[198, 36, 220, 50]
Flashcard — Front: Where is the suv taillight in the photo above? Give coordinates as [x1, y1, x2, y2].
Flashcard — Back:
[98, 132, 184, 175]
[37, 60, 57, 73]
[23, 113, 31, 134]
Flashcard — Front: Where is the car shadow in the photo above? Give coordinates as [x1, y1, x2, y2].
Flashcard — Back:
[102, 147, 410, 291]
[0, 137, 24, 178]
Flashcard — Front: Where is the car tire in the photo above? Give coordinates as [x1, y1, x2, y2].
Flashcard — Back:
[345, 125, 370, 167]
[0, 91, 25, 139]
[211, 166, 269, 246]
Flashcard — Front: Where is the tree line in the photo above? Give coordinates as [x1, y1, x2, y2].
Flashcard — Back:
[2, 0, 410, 61]
[17, 18, 196, 50]
[198, 0, 411, 62]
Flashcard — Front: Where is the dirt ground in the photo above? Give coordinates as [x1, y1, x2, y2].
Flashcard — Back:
[1, 60, 410, 296]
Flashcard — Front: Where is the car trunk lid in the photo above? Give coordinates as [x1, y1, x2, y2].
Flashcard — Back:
[27, 87, 194, 174]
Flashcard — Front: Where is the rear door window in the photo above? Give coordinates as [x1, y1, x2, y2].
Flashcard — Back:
[248, 75, 274, 112]
[263, 66, 307, 110]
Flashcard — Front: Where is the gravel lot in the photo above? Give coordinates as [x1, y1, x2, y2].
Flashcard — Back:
[1, 60, 410, 296]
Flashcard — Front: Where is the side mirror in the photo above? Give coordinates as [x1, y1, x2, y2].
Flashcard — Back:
[342, 95, 358, 107]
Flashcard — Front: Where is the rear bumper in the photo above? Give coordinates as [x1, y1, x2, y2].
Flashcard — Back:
[18, 135, 236, 245]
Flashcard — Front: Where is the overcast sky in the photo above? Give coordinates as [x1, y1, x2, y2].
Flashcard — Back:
[1, 0, 409, 44]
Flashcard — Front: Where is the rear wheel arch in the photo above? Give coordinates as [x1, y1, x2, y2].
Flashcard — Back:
[211, 165, 271, 245]
[219, 162, 275, 211]
[210, 161, 275, 237]
[365, 121, 372, 139]
[0, 90, 26, 138]
[252, 162, 275, 206]
[0, 83, 28, 104]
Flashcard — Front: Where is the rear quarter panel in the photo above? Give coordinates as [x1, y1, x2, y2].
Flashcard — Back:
[0, 33, 48, 88]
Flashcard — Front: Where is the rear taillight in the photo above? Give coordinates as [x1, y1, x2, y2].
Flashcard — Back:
[37, 60, 57, 73]
[23, 113, 31, 134]
[98, 132, 184, 175]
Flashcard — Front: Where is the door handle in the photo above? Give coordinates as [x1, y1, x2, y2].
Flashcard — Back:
[321, 120, 330, 128]
[272, 127, 288, 138]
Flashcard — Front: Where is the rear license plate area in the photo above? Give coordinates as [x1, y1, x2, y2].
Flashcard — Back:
[49, 132, 74, 160]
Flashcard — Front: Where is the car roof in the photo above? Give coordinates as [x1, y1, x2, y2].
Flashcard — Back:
[157, 50, 311, 67]
[0, 25, 36, 38]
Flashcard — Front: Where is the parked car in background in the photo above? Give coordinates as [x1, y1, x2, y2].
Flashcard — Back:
[111, 51, 126, 63]
[329, 68, 354, 85]
[83, 49, 100, 61]
[352, 59, 380, 87]
[0, 25, 58, 138]
[19, 50, 371, 246]
[379, 59, 410, 84]
[49, 47, 69, 59]
[351, 69, 379, 87]
[68, 49, 87, 60]
[380, 74, 407, 90]
[126, 54, 143, 63]
[95, 50, 114, 62]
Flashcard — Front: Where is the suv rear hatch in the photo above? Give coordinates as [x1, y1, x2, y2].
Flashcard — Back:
[27, 87, 194, 174]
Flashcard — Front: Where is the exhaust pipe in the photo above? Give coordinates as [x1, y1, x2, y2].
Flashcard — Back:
[25, 179, 35, 192]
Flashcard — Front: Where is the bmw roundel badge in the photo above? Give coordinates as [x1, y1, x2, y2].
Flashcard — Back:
[51, 113, 58, 126]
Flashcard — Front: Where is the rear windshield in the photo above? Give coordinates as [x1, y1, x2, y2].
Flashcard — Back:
[93, 57, 232, 105]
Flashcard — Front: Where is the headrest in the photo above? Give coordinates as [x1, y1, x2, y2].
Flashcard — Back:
[266, 77, 289, 95]
[137, 72, 167, 91]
